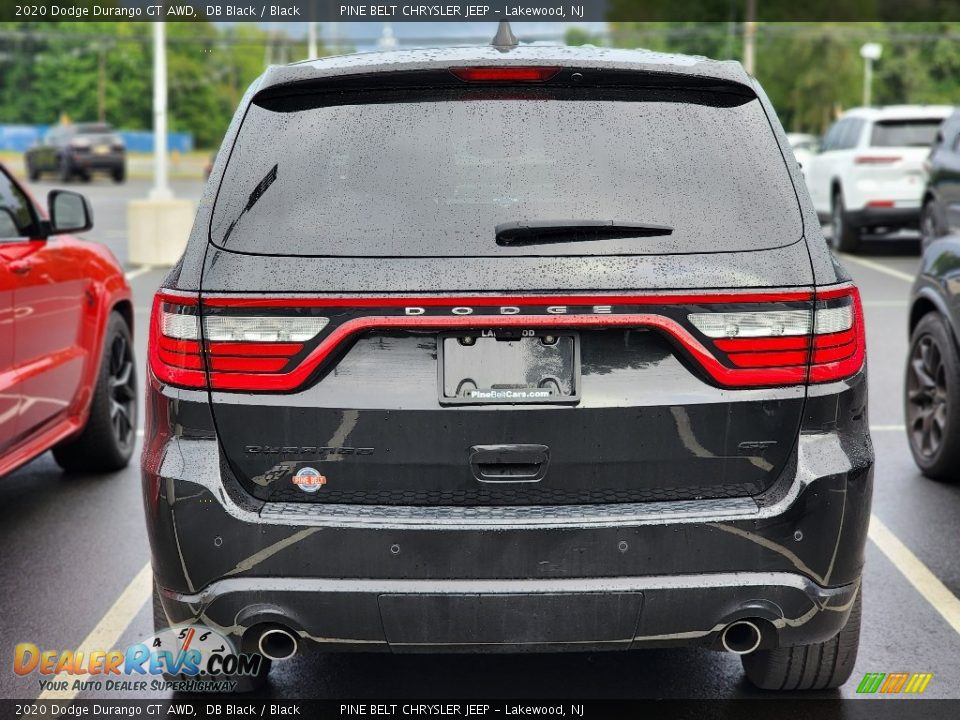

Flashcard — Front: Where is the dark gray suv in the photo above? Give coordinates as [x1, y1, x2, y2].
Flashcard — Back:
[143, 44, 873, 692]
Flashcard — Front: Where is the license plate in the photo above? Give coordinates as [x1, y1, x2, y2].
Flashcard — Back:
[438, 331, 580, 405]
[94, 145, 110, 155]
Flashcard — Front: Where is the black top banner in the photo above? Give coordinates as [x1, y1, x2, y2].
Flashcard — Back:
[5, 0, 960, 23]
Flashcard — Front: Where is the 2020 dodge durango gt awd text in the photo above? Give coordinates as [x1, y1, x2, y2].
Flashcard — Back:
[143, 46, 874, 692]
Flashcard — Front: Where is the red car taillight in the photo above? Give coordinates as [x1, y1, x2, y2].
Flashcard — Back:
[692, 286, 865, 385]
[450, 66, 562, 82]
[148, 292, 328, 390]
[147, 287, 865, 392]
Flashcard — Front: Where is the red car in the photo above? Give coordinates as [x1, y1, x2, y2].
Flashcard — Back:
[0, 163, 136, 477]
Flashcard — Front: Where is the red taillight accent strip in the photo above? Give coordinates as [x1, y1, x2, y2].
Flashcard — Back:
[811, 343, 856, 364]
[714, 336, 810, 352]
[207, 341, 303, 357]
[727, 350, 809, 369]
[148, 286, 864, 392]
[158, 336, 201, 354]
[209, 356, 290, 372]
[200, 290, 814, 308]
[203, 314, 807, 391]
[157, 347, 203, 370]
[450, 66, 562, 82]
[814, 329, 856, 349]
[855, 155, 901, 164]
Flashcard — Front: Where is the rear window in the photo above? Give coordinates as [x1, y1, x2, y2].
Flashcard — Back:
[871, 119, 943, 148]
[211, 79, 802, 257]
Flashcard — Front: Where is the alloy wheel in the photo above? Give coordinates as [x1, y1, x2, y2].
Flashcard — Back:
[108, 333, 136, 449]
[907, 334, 949, 458]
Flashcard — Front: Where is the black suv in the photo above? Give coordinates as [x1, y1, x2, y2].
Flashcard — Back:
[25, 122, 126, 183]
[143, 45, 873, 692]
[921, 108, 960, 250]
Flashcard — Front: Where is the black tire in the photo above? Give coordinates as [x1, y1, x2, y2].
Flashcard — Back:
[920, 199, 943, 253]
[112, 166, 126, 183]
[905, 312, 960, 481]
[742, 589, 862, 691]
[27, 162, 40, 182]
[831, 189, 861, 253]
[152, 580, 271, 692]
[53, 313, 137, 473]
[58, 155, 73, 183]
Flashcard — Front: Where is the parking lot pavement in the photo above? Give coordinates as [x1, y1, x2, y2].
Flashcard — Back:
[2, 237, 960, 706]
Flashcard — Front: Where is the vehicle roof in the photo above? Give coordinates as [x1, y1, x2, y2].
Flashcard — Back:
[259, 45, 752, 91]
[840, 105, 955, 121]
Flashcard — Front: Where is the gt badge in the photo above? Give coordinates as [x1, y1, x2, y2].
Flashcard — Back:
[292, 467, 327, 493]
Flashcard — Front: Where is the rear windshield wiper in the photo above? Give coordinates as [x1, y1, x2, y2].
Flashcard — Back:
[495, 220, 673, 246]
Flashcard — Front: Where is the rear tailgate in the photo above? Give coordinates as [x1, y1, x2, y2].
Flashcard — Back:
[189, 66, 820, 507]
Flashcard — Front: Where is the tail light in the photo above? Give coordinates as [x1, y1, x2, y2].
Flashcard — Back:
[691, 286, 864, 385]
[450, 66, 561, 82]
[148, 286, 864, 393]
[854, 155, 901, 164]
[148, 292, 328, 390]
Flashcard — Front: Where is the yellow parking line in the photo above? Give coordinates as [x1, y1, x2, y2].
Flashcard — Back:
[34, 563, 152, 702]
[838, 254, 915, 283]
[870, 515, 960, 636]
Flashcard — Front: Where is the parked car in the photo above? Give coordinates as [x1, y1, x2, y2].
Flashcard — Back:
[0, 163, 136, 477]
[786, 132, 820, 176]
[25, 123, 126, 184]
[805, 105, 952, 252]
[920, 108, 960, 251]
[905, 236, 960, 480]
[144, 44, 873, 692]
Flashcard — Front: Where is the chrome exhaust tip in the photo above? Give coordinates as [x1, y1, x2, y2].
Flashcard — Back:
[257, 626, 298, 661]
[720, 619, 762, 655]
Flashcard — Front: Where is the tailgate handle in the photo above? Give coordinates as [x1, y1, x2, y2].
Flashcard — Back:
[469, 444, 549, 483]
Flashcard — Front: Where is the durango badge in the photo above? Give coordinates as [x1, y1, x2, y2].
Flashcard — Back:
[292, 467, 327, 493]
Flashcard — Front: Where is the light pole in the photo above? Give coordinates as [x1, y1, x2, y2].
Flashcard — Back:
[307, 22, 317, 59]
[150, 21, 171, 201]
[129, 19, 193, 267]
[860, 42, 882, 107]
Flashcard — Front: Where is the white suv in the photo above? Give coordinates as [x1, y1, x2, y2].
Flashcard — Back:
[806, 105, 952, 252]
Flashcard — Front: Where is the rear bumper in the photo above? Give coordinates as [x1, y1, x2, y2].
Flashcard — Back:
[70, 153, 124, 171]
[817, 205, 919, 229]
[143, 374, 873, 654]
[158, 572, 859, 654]
[847, 206, 919, 229]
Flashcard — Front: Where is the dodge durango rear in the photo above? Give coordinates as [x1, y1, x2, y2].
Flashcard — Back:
[142, 43, 873, 692]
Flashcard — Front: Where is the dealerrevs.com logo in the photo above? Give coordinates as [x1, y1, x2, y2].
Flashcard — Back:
[14, 625, 262, 693]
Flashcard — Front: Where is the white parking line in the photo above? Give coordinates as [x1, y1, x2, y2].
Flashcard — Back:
[124, 266, 154, 281]
[869, 515, 960, 636]
[837, 253, 915, 283]
[34, 563, 152, 703]
[870, 425, 906, 432]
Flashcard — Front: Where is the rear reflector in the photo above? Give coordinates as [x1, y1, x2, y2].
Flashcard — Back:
[855, 155, 902, 164]
[865, 200, 895, 209]
[450, 66, 562, 82]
